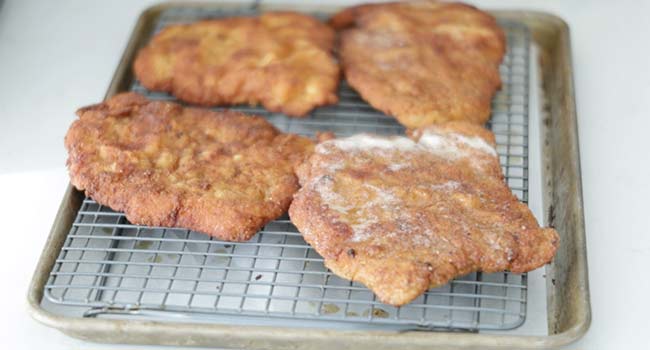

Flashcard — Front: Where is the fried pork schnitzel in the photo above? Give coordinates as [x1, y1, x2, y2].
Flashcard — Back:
[65, 93, 314, 241]
[134, 12, 339, 117]
[330, 1, 506, 128]
[289, 122, 558, 306]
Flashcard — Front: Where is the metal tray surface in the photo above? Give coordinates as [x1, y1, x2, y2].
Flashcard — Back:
[27, 2, 590, 349]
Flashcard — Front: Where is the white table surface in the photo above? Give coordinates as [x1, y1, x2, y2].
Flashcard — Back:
[1, 0, 649, 349]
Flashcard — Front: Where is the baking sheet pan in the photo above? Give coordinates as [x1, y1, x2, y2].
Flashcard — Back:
[27, 2, 590, 348]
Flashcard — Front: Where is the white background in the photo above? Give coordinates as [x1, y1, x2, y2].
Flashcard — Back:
[1, 0, 649, 349]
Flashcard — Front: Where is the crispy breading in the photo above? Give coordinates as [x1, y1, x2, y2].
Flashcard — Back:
[133, 12, 339, 117]
[330, 1, 506, 128]
[65, 92, 314, 241]
[289, 122, 558, 306]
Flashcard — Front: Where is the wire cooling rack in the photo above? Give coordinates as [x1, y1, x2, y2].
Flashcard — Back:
[44, 7, 531, 332]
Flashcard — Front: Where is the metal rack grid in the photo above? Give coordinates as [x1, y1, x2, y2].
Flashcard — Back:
[44, 7, 531, 332]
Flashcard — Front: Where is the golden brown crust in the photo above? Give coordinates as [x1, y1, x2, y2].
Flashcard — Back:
[66, 92, 314, 241]
[289, 122, 558, 305]
[133, 12, 340, 117]
[331, 1, 506, 128]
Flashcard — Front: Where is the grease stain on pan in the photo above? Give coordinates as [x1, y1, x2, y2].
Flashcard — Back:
[321, 303, 340, 314]
[210, 248, 230, 264]
[135, 240, 153, 250]
[362, 307, 390, 318]
[146, 255, 163, 263]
